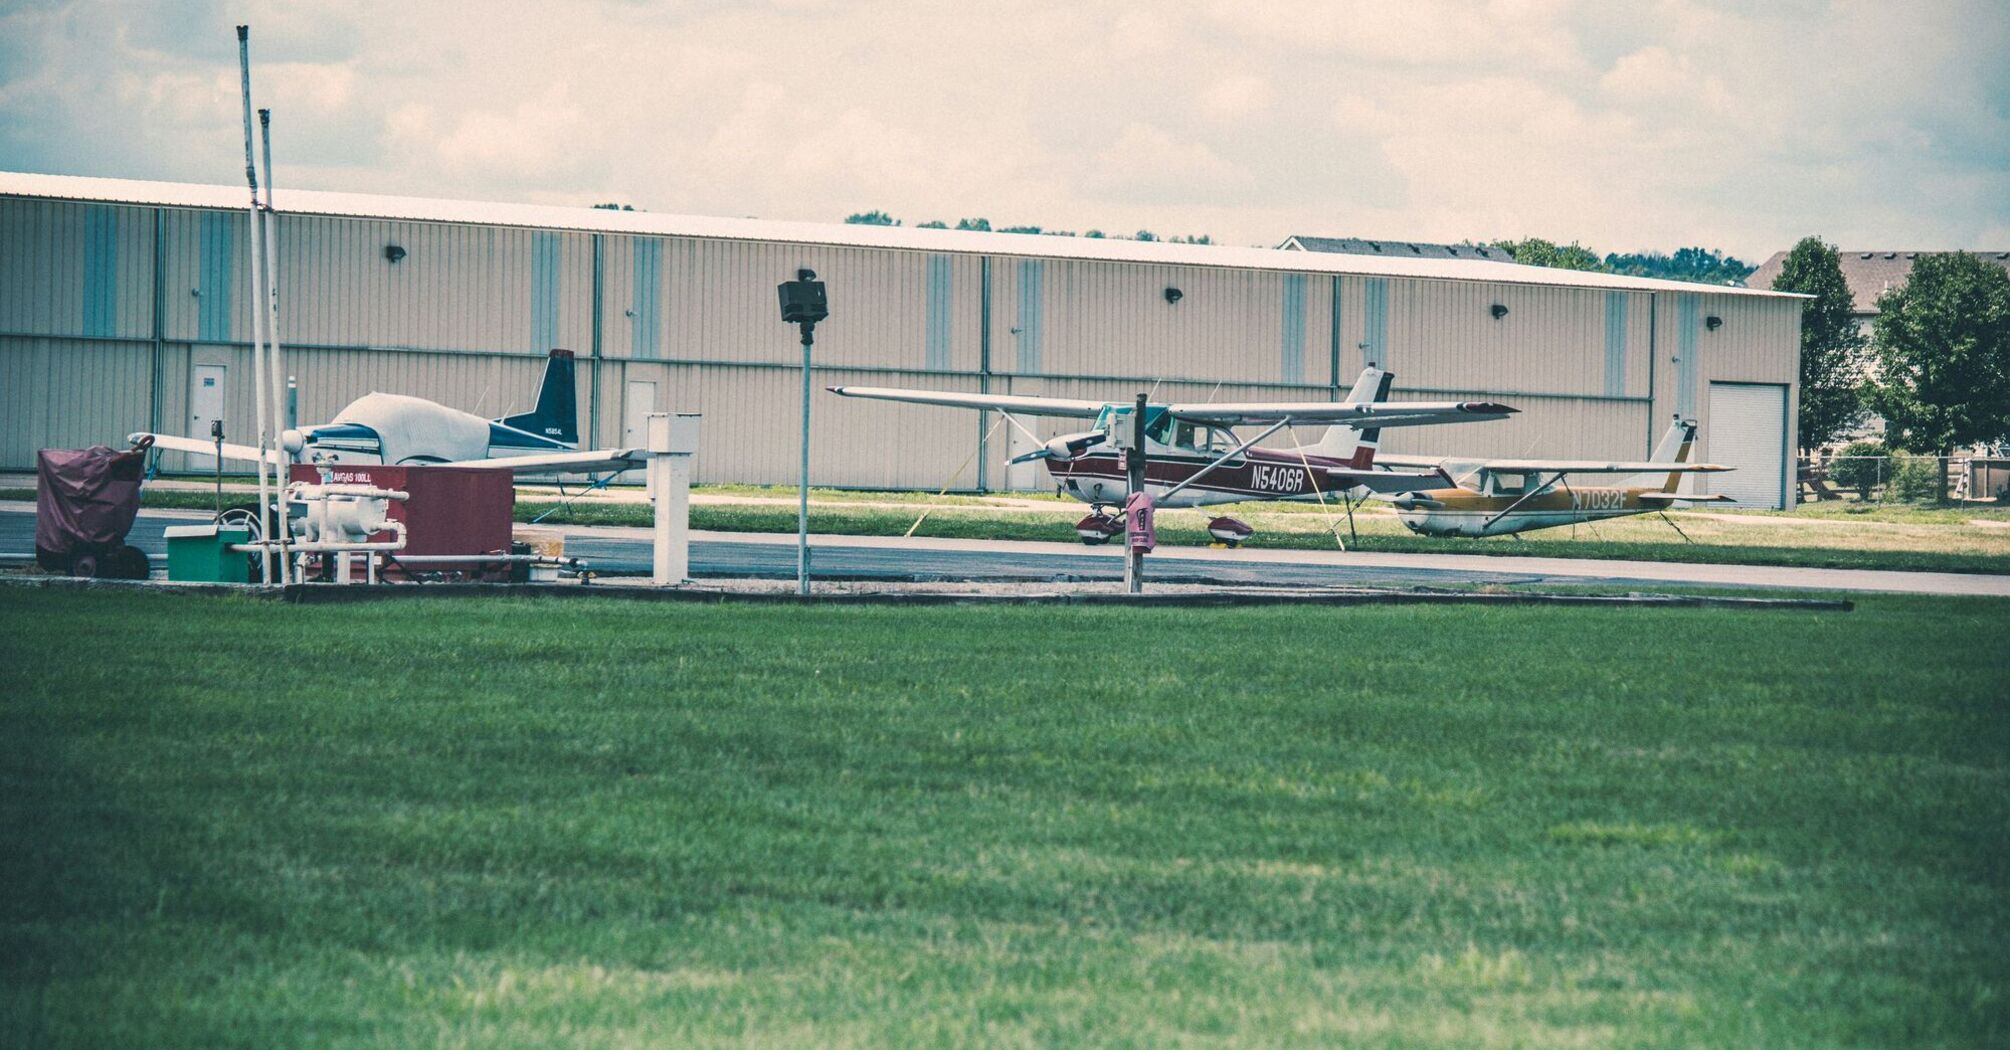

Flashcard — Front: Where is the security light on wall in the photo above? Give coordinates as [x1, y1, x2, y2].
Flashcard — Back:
[1705, 314, 1723, 331]
[383, 244, 407, 263]
[1490, 303, 1509, 320]
[1163, 287, 1183, 305]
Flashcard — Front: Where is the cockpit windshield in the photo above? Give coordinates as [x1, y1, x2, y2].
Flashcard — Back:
[1099, 406, 1229, 453]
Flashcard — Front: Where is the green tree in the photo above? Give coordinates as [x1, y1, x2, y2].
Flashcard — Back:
[1493, 238, 1605, 271]
[999, 224, 1044, 235]
[1864, 251, 2010, 498]
[916, 220, 949, 229]
[592, 202, 636, 211]
[1771, 237, 1870, 451]
[845, 210, 900, 226]
[1605, 247, 1755, 285]
[954, 218, 991, 232]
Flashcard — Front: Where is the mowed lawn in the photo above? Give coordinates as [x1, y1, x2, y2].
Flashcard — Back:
[2, 590, 2006, 1048]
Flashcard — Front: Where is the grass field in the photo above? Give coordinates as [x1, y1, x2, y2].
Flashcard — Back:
[3, 588, 2006, 1047]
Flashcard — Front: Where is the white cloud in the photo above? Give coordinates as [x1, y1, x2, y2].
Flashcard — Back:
[1198, 75, 1275, 123]
[0, 0, 2003, 257]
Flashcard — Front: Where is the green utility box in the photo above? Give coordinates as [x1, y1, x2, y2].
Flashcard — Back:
[164, 524, 253, 583]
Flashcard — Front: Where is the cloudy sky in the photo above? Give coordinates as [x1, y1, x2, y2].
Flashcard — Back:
[2, 0, 2005, 260]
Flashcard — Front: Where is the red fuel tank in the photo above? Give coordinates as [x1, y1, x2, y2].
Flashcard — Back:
[289, 464, 515, 580]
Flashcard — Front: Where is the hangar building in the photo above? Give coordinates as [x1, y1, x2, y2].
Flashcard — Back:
[1, 172, 1806, 507]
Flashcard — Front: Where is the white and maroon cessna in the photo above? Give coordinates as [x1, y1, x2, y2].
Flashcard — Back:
[828, 366, 1515, 545]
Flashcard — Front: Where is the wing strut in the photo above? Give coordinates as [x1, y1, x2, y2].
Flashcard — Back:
[1482, 471, 1570, 530]
[1155, 417, 1293, 504]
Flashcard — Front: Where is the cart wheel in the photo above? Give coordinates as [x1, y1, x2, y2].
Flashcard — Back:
[101, 545, 150, 580]
[68, 550, 99, 578]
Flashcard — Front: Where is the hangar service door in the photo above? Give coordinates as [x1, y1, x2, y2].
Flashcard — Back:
[622, 380, 656, 484]
[186, 363, 227, 472]
[1707, 382, 1788, 509]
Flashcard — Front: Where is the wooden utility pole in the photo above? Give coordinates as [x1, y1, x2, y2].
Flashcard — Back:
[1125, 392, 1147, 593]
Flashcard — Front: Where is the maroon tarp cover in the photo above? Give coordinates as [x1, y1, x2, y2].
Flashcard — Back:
[36, 443, 148, 568]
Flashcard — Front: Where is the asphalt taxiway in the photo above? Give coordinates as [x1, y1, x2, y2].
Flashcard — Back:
[5, 504, 2007, 597]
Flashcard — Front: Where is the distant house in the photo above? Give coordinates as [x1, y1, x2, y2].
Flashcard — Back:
[1746, 249, 2010, 333]
[1278, 235, 1516, 262]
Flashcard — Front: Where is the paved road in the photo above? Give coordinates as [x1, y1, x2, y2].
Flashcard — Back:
[6, 504, 2008, 597]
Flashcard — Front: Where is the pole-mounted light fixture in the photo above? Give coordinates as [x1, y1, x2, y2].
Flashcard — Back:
[778, 267, 828, 596]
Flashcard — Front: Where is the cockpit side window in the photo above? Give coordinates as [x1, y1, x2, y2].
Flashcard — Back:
[1490, 471, 1532, 496]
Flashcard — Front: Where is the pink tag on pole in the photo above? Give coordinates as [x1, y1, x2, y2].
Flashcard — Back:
[1125, 491, 1157, 553]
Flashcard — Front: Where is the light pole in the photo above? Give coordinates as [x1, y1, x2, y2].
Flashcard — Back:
[777, 269, 828, 596]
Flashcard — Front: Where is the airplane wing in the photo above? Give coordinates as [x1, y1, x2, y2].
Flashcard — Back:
[1638, 491, 1736, 503]
[454, 448, 651, 474]
[131, 432, 283, 465]
[1469, 459, 1732, 474]
[1164, 400, 1516, 427]
[827, 385, 1108, 418]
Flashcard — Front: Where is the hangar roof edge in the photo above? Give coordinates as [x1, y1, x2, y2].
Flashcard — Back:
[0, 171, 1806, 300]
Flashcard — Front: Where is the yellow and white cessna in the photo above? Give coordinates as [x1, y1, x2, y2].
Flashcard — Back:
[1371, 417, 1734, 537]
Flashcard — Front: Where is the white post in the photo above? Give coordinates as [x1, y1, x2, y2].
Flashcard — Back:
[258, 108, 291, 582]
[235, 26, 273, 583]
[649, 413, 701, 585]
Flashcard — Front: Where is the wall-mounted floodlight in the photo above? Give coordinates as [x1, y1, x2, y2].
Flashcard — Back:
[1163, 287, 1183, 305]
[1490, 303, 1509, 320]
[1705, 315, 1723, 331]
[383, 244, 407, 263]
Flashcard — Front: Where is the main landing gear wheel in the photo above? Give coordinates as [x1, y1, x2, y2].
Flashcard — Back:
[1074, 506, 1123, 545]
[1207, 516, 1255, 548]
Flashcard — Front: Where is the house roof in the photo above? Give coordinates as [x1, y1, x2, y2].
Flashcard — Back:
[1746, 248, 2010, 314]
[0, 170, 1804, 299]
[1278, 235, 1517, 262]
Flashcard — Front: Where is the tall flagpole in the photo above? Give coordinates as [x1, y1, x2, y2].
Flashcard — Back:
[236, 25, 274, 583]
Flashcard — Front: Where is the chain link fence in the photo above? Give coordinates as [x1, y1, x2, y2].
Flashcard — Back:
[1800, 454, 2010, 504]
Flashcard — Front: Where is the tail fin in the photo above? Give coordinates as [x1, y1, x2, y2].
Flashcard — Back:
[1312, 365, 1394, 468]
[1628, 416, 1697, 492]
[497, 349, 579, 446]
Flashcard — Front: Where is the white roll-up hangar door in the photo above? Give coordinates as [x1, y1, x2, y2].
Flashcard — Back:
[1706, 382, 1788, 508]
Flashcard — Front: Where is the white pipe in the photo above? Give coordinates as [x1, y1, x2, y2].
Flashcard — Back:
[259, 107, 292, 582]
[286, 482, 409, 501]
[236, 25, 273, 584]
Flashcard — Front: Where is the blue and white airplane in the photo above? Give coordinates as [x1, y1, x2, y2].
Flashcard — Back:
[136, 350, 647, 475]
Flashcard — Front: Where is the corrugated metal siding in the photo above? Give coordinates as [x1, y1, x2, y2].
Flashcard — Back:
[638, 238, 979, 373]
[992, 258, 1340, 386]
[0, 191, 1803, 486]
[261, 216, 592, 353]
[0, 198, 154, 340]
[1380, 280, 1655, 400]
[0, 337, 154, 454]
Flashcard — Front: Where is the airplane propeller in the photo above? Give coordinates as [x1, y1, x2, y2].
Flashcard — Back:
[1009, 430, 1107, 465]
[1389, 493, 1444, 511]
